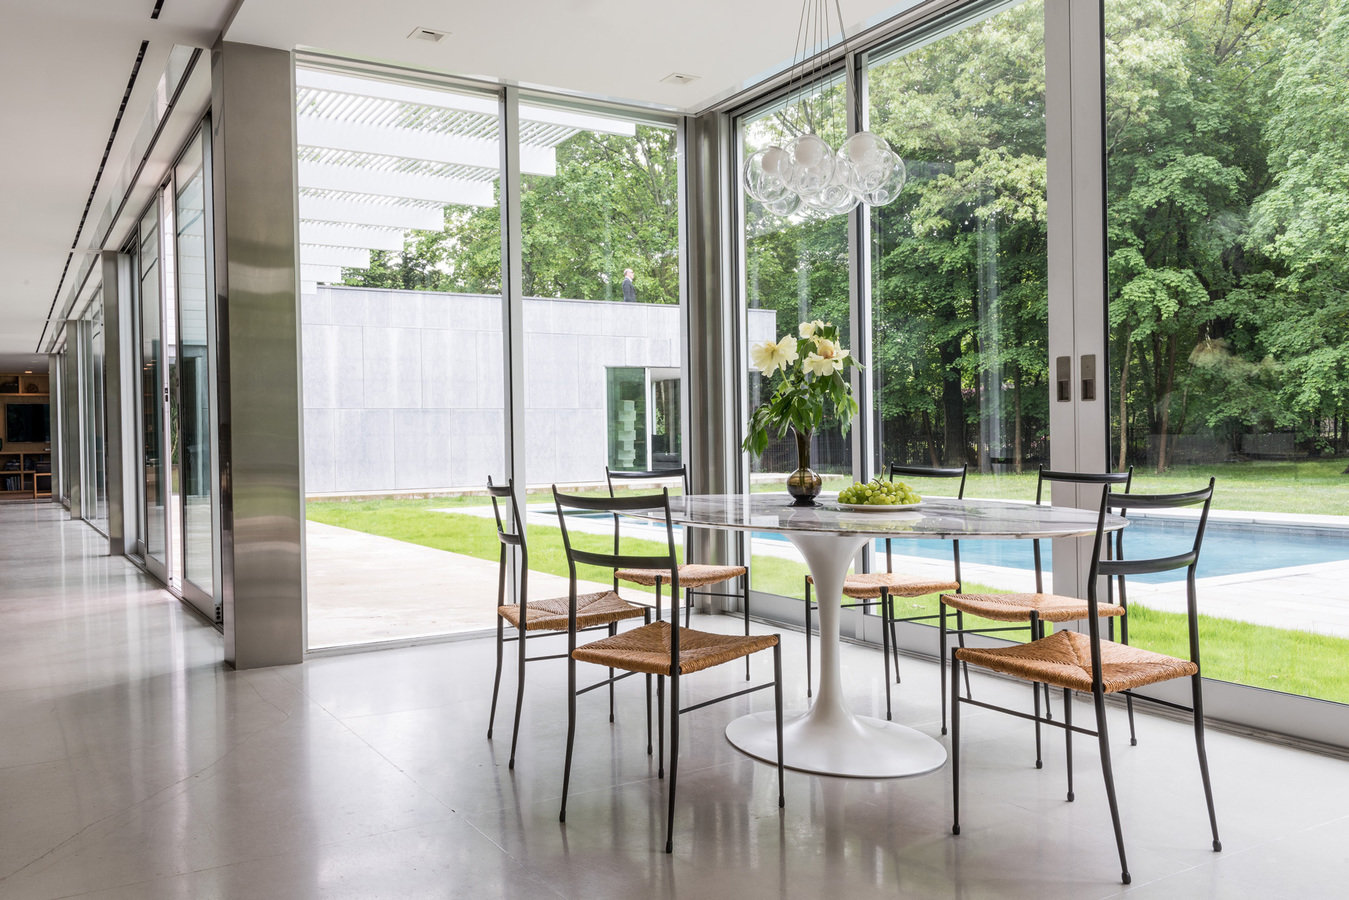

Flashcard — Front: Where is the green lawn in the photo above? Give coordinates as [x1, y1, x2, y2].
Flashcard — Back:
[307, 492, 1349, 704]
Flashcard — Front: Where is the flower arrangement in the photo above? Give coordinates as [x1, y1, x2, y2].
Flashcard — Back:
[742, 320, 860, 502]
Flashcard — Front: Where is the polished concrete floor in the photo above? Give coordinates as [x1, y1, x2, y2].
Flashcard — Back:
[3, 500, 1348, 899]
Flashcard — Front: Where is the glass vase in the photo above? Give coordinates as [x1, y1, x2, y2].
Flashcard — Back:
[786, 427, 823, 506]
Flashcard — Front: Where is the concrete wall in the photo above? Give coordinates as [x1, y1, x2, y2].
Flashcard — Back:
[301, 285, 776, 492]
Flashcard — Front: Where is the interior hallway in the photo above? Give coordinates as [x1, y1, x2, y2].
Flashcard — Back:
[2, 499, 1347, 899]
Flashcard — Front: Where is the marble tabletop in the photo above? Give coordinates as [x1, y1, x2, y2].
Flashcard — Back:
[651, 492, 1127, 539]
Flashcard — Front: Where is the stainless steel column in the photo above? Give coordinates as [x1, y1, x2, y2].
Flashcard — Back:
[683, 111, 738, 584]
[211, 41, 305, 668]
[62, 325, 84, 518]
[1045, 0, 1108, 598]
[101, 251, 135, 555]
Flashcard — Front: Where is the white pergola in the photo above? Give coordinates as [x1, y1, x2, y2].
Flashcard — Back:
[295, 68, 636, 292]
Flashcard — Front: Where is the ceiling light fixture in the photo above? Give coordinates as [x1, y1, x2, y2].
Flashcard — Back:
[660, 72, 700, 86]
[743, 0, 906, 218]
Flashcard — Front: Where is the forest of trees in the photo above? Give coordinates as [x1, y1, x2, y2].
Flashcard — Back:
[346, 0, 1349, 474]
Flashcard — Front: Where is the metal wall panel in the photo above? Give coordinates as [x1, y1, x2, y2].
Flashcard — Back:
[101, 251, 134, 554]
[683, 111, 738, 589]
[211, 41, 305, 668]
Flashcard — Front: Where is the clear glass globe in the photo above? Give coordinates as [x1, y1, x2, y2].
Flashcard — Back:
[763, 191, 802, 217]
[784, 134, 836, 195]
[744, 147, 792, 202]
[863, 155, 907, 206]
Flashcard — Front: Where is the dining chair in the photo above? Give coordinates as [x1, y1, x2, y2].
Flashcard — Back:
[485, 477, 651, 769]
[554, 486, 784, 854]
[803, 463, 966, 722]
[939, 467, 1133, 758]
[950, 479, 1221, 885]
[607, 466, 754, 678]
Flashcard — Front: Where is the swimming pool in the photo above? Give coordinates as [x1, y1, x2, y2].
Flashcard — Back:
[837, 518, 1349, 583]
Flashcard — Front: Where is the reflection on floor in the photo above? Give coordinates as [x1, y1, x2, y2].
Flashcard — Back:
[4, 501, 1348, 899]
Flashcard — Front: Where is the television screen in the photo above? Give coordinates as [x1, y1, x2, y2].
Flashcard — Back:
[5, 403, 50, 444]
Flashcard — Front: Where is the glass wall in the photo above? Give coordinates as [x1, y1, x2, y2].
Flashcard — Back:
[81, 294, 108, 530]
[519, 100, 683, 484]
[136, 201, 167, 570]
[863, 0, 1049, 607]
[295, 66, 506, 649]
[175, 124, 217, 611]
[1105, 0, 1349, 704]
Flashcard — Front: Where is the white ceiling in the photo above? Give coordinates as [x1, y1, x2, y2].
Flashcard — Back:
[0, 0, 915, 372]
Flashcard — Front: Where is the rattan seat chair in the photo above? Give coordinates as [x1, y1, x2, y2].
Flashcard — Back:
[554, 486, 784, 854]
[950, 480, 1221, 885]
[939, 467, 1133, 755]
[803, 464, 966, 721]
[485, 478, 651, 769]
[608, 466, 753, 677]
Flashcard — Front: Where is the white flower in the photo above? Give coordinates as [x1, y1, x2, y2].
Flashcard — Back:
[798, 319, 825, 339]
[750, 334, 800, 375]
[802, 351, 845, 377]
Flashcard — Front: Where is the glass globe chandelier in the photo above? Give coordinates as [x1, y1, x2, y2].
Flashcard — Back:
[743, 0, 907, 218]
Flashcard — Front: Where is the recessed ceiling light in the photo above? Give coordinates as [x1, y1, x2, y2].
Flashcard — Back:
[660, 73, 700, 86]
[407, 26, 448, 43]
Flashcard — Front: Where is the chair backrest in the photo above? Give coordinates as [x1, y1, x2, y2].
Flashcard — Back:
[1083, 479, 1216, 682]
[884, 463, 968, 586]
[487, 476, 528, 610]
[1029, 466, 1134, 593]
[554, 487, 680, 653]
[605, 465, 689, 589]
[889, 463, 967, 499]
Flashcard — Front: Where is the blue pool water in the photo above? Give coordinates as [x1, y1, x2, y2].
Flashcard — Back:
[807, 519, 1349, 584]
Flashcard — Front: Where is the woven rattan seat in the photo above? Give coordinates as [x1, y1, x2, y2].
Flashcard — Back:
[573, 620, 779, 676]
[498, 590, 646, 632]
[955, 629, 1198, 694]
[942, 591, 1124, 624]
[808, 571, 959, 599]
[615, 563, 747, 588]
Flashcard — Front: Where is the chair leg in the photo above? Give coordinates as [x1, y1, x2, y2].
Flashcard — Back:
[805, 579, 814, 699]
[744, 575, 752, 681]
[955, 610, 972, 698]
[774, 643, 785, 808]
[1126, 693, 1138, 747]
[608, 621, 617, 724]
[488, 615, 504, 739]
[1093, 687, 1131, 885]
[646, 673, 653, 756]
[889, 593, 901, 684]
[940, 603, 949, 735]
[1191, 675, 1223, 852]
[1031, 614, 1043, 769]
[684, 586, 691, 628]
[951, 647, 962, 836]
[657, 674, 665, 779]
[1064, 688, 1074, 801]
[508, 625, 527, 769]
[559, 656, 577, 823]
[1041, 621, 1054, 722]
[879, 590, 893, 721]
[664, 671, 681, 854]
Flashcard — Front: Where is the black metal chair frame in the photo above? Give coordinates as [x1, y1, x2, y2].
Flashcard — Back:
[939, 466, 1134, 749]
[554, 487, 784, 854]
[803, 463, 968, 722]
[607, 465, 755, 678]
[950, 479, 1221, 885]
[485, 477, 652, 769]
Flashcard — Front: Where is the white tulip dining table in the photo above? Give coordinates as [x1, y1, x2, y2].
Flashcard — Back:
[634, 492, 1127, 779]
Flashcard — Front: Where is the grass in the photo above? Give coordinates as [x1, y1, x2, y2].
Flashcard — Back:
[306, 492, 1349, 704]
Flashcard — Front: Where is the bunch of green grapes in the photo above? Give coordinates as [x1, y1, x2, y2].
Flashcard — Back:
[837, 479, 921, 506]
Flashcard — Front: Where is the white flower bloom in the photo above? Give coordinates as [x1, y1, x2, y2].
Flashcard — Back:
[798, 319, 825, 339]
[750, 334, 799, 375]
[802, 351, 844, 377]
[813, 336, 838, 358]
